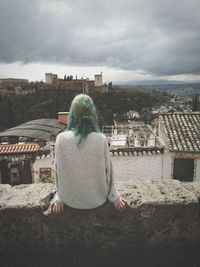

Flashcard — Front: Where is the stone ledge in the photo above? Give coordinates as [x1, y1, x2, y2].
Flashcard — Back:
[0, 180, 200, 251]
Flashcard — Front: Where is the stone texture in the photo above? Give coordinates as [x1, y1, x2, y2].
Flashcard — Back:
[0, 180, 200, 251]
[0, 183, 56, 210]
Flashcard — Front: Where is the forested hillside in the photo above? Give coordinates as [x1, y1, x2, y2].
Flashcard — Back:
[0, 89, 169, 131]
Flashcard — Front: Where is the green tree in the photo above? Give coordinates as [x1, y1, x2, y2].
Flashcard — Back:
[7, 98, 16, 128]
[108, 82, 112, 90]
[192, 94, 199, 111]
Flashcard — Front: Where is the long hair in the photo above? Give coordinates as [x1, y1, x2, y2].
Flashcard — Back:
[66, 94, 100, 147]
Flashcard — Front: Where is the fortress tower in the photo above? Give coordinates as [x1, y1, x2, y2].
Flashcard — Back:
[94, 73, 103, 87]
[45, 73, 58, 84]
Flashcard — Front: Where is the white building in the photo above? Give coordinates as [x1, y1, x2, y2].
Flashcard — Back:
[103, 113, 200, 182]
[158, 112, 200, 182]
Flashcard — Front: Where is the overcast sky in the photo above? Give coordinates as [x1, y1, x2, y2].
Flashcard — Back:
[0, 0, 200, 84]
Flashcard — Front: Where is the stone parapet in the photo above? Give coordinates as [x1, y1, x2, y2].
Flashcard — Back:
[0, 180, 200, 251]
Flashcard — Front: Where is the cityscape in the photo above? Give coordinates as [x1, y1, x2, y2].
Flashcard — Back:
[0, 0, 200, 266]
[0, 71, 199, 185]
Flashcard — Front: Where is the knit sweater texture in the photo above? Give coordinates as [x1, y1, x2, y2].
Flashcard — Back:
[53, 131, 120, 209]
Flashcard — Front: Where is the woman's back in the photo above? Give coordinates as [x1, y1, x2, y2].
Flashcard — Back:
[51, 94, 125, 214]
[55, 131, 111, 209]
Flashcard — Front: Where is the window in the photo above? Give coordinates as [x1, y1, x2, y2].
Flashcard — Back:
[173, 158, 194, 182]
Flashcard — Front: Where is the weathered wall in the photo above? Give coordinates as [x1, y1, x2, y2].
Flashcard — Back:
[0, 180, 200, 251]
[112, 154, 173, 180]
[112, 154, 200, 181]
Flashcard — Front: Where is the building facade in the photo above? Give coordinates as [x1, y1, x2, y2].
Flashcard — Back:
[158, 112, 200, 182]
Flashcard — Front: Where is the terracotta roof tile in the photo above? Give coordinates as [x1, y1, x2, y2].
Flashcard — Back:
[0, 143, 40, 155]
[160, 113, 200, 153]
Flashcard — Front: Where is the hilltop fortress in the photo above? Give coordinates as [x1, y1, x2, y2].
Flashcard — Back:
[45, 72, 108, 94]
[0, 73, 108, 96]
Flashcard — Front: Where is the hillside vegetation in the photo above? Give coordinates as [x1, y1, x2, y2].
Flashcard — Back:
[0, 89, 169, 131]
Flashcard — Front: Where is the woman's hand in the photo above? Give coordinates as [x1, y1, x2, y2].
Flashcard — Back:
[51, 201, 64, 215]
[113, 197, 127, 212]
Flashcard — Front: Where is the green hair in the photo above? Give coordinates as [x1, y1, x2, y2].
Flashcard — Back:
[66, 94, 100, 147]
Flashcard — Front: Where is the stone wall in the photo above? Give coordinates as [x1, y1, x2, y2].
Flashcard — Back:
[0, 180, 200, 251]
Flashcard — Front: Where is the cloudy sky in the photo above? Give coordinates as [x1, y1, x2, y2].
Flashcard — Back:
[0, 0, 200, 84]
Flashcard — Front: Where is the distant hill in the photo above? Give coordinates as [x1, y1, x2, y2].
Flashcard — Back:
[0, 89, 169, 131]
[114, 80, 200, 87]
[113, 82, 200, 96]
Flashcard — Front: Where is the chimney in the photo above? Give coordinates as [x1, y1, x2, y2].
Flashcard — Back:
[57, 112, 69, 125]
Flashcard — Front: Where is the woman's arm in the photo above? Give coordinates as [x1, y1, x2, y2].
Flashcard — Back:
[52, 136, 63, 202]
[50, 136, 64, 215]
[106, 158, 120, 203]
[104, 137, 126, 211]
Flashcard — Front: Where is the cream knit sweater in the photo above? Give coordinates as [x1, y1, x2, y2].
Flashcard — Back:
[52, 131, 120, 209]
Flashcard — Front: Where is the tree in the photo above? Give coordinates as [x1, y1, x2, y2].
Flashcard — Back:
[192, 94, 199, 111]
[108, 82, 113, 90]
[7, 98, 16, 128]
[66, 75, 73, 80]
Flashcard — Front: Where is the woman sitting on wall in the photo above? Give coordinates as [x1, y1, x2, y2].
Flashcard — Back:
[51, 94, 126, 215]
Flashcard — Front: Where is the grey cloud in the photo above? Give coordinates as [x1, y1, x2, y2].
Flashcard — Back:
[0, 0, 200, 77]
